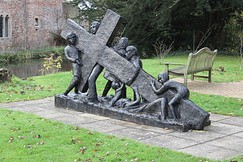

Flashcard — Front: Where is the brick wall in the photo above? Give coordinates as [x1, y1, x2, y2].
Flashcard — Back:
[0, 0, 65, 53]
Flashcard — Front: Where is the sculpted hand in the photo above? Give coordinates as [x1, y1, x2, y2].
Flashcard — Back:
[151, 79, 156, 87]
[151, 79, 157, 91]
[76, 59, 82, 66]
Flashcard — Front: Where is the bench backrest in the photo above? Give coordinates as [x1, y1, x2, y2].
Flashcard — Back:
[186, 47, 217, 74]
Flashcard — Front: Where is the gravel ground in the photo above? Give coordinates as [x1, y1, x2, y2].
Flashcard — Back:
[172, 78, 243, 99]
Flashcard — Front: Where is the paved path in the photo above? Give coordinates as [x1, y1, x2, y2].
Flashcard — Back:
[1, 97, 243, 161]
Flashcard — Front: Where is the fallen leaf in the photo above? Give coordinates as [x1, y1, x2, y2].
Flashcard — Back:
[131, 158, 139, 162]
[24, 145, 32, 148]
[80, 147, 86, 154]
[8, 136, 14, 143]
[18, 136, 26, 140]
[95, 143, 101, 147]
[35, 134, 41, 138]
[36, 140, 45, 145]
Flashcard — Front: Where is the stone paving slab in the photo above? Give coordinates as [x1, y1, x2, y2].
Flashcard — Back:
[108, 127, 162, 141]
[219, 116, 243, 127]
[209, 113, 232, 122]
[1, 97, 243, 161]
[179, 143, 242, 160]
[204, 122, 243, 135]
[168, 130, 225, 143]
[142, 135, 199, 150]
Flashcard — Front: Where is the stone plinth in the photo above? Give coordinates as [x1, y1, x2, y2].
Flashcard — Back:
[55, 93, 211, 132]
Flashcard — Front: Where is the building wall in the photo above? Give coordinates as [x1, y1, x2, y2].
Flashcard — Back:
[0, 0, 64, 53]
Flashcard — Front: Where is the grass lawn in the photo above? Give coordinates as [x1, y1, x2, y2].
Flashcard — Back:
[0, 109, 211, 162]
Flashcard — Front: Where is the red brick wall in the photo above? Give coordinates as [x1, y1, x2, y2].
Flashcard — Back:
[0, 0, 64, 53]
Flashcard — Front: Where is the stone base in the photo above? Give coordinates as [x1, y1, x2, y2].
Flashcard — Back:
[55, 93, 211, 132]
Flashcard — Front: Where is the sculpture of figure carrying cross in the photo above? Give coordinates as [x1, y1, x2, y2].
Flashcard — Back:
[61, 9, 162, 103]
[59, 9, 211, 131]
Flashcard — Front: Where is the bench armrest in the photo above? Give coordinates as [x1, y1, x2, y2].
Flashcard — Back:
[163, 62, 187, 71]
[163, 62, 186, 66]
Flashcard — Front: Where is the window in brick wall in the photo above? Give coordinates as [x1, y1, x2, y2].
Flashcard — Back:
[0, 15, 3, 37]
[5, 15, 9, 37]
[35, 17, 39, 27]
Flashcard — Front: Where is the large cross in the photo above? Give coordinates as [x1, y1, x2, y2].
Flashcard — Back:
[61, 9, 160, 102]
[60, 9, 210, 129]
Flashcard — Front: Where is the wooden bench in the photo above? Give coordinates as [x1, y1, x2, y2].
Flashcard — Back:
[164, 47, 217, 86]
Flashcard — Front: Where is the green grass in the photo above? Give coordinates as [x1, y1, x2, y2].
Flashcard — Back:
[0, 73, 70, 102]
[191, 92, 243, 116]
[0, 109, 210, 162]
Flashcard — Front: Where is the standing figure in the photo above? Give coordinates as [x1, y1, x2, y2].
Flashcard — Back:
[102, 37, 129, 97]
[124, 45, 144, 101]
[82, 21, 105, 102]
[63, 32, 82, 96]
[151, 72, 190, 119]
[125, 46, 142, 86]
[81, 21, 101, 94]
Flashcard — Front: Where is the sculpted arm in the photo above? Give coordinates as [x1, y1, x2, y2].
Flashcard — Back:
[151, 79, 167, 94]
[64, 47, 76, 63]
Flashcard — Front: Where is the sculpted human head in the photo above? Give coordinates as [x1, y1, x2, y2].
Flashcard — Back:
[125, 45, 138, 59]
[90, 21, 100, 34]
[116, 37, 128, 49]
[158, 72, 169, 84]
[66, 32, 77, 45]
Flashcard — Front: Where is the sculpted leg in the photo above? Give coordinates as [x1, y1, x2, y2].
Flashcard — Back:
[169, 94, 181, 119]
[64, 76, 79, 96]
[88, 64, 104, 101]
[102, 80, 112, 97]
[160, 98, 168, 120]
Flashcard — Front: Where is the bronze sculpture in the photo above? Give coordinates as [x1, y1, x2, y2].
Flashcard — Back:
[56, 9, 211, 131]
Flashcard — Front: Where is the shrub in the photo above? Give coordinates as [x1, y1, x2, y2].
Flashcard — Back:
[0, 47, 64, 64]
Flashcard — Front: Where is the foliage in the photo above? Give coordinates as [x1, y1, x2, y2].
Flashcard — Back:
[0, 47, 64, 64]
[39, 53, 63, 75]
[70, 0, 243, 56]
[0, 109, 211, 161]
[153, 40, 174, 63]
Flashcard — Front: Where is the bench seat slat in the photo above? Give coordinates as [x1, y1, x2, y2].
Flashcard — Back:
[168, 66, 186, 75]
